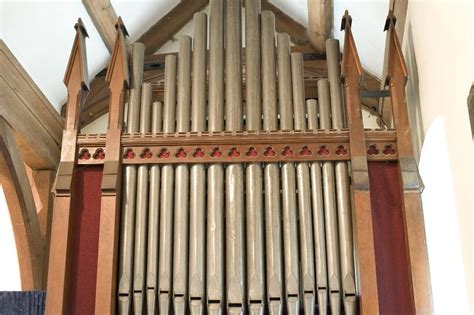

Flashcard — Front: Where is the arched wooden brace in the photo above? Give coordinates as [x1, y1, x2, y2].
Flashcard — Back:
[341, 10, 380, 315]
[0, 116, 44, 290]
[94, 17, 130, 315]
[45, 18, 90, 315]
[385, 11, 433, 314]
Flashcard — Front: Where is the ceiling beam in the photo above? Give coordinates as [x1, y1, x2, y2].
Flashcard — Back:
[261, 0, 309, 45]
[82, 0, 118, 53]
[0, 40, 62, 169]
[307, 0, 333, 53]
[137, 0, 209, 55]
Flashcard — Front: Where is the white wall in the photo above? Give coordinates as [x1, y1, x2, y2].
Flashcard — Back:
[406, 0, 473, 313]
[0, 186, 22, 291]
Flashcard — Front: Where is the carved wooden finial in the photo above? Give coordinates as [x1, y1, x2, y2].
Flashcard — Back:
[106, 16, 130, 88]
[340, 10, 352, 31]
[64, 17, 90, 91]
[341, 10, 362, 82]
[385, 11, 408, 84]
[384, 10, 397, 32]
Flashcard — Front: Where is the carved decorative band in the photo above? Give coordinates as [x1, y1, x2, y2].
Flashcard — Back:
[76, 129, 398, 164]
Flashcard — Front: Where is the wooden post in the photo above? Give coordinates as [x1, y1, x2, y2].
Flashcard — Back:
[341, 11, 380, 315]
[385, 11, 433, 314]
[45, 19, 90, 315]
[94, 17, 129, 315]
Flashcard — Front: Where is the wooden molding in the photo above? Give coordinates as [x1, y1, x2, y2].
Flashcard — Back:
[0, 40, 63, 170]
[0, 116, 44, 290]
[137, 0, 209, 55]
[82, 0, 118, 53]
[307, 0, 333, 52]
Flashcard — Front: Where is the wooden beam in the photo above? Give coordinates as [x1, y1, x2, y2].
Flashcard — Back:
[307, 0, 333, 52]
[137, 0, 209, 55]
[0, 40, 62, 170]
[0, 116, 44, 290]
[261, 0, 309, 45]
[82, 0, 118, 53]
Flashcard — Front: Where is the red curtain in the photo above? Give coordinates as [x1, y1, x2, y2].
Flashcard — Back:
[368, 161, 414, 315]
[68, 166, 102, 314]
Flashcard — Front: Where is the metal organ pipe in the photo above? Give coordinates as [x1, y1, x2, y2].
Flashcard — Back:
[133, 82, 152, 314]
[158, 53, 177, 314]
[277, 32, 300, 315]
[173, 35, 192, 315]
[207, 0, 225, 314]
[225, 1, 245, 314]
[118, 42, 144, 315]
[146, 100, 162, 314]
[261, 10, 284, 315]
[307, 98, 329, 315]
[189, 11, 207, 315]
[318, 78, 342, 315]
[244, 1, 265, 315]
[291, 52, 316, 315]
[326, 38, 357, 315]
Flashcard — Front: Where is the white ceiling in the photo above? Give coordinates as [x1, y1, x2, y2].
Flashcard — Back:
[0, 0, 389, 112]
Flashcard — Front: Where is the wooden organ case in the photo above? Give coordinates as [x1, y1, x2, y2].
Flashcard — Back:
[45, 4, 432, 315]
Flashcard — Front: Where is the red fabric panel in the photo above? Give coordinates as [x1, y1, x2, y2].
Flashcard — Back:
[368, 161, 414, 315]
[68, 166, 102, 314]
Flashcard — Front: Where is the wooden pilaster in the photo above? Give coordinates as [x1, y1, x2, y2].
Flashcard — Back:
[94, 17, 129, 315]
[45, 19, 90, 315]
[341, 11, 380, 315]
[385, 12, 433, 314]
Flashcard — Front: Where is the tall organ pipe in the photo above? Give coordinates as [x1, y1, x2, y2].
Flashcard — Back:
[133, 83, 152, 314]
[158, 54, 177, 314]
[318, 79, 341, 315]
[146, 101, 162, 315]
[326, 38, 357, 315]
[244, 1, 265, 315]
[189, 11, 207, 315]
[173, 35, 192, 315]
[261, 10, 283, 315]
[276, 32, 300, 315]
[306, 99, 329, 315]
[117, 42, 144, 315]
[225, 1, 245, 314]
[207, 1, 225, 314]
[291, 52, 316, 315]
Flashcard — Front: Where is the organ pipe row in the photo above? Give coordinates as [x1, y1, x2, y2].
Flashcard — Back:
[116, 1, 356, 314]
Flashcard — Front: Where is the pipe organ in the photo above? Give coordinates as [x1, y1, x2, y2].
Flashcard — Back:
[46, 3, 432, 315]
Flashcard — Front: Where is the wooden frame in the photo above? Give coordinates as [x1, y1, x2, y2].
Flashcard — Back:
[340, 11, 380, 315]
[94, 18, 129, 315]
[45, 19, 90, 315]
[385, 11, 433, 314]
[45, 9, 432, 315]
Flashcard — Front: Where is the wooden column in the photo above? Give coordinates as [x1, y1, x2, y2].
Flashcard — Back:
[94, 18, 130, 315]
[341, 11, 380, 315]
[45, 19, 90, 315]
[385, 12, 433, 314]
